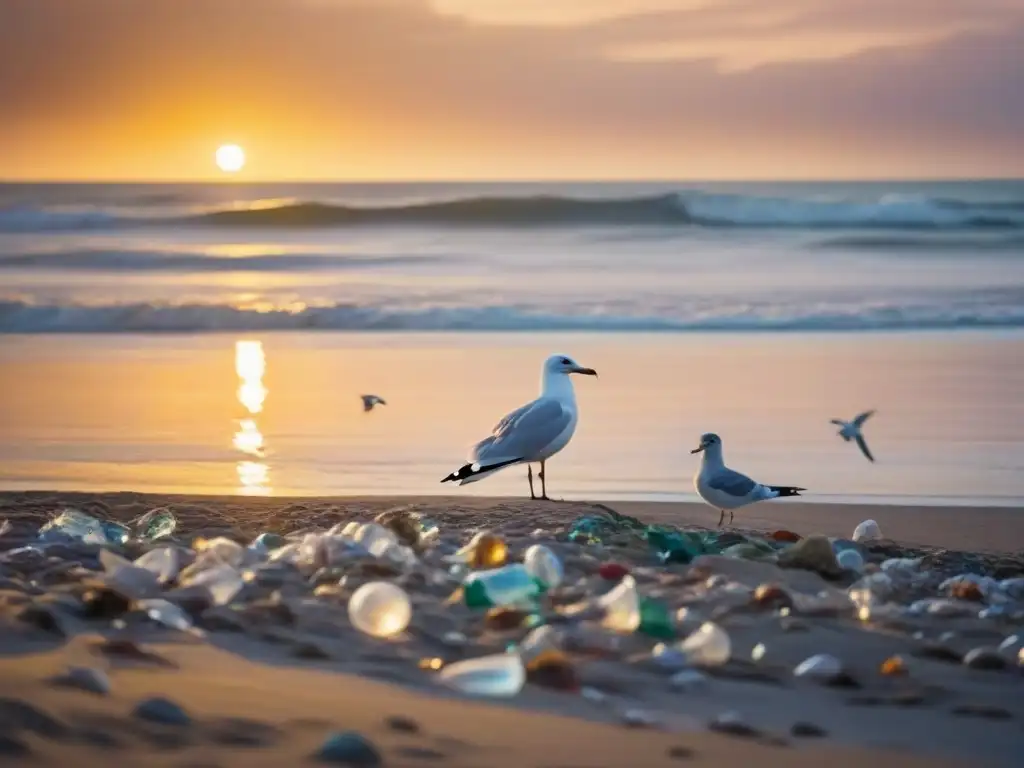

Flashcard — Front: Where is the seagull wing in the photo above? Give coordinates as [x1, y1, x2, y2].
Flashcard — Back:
[829, 419, 846, 427]
[855, 435, 875, 462]
[706, 467, 757, 498]
[853, 409, 875, 427]
[469, 398, 570, 465]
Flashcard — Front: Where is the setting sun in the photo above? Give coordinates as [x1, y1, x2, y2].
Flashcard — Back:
[215, 144, 246, 173]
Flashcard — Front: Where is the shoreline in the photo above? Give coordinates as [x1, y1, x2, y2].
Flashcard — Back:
[1, 491, 1021, 766]
[3, 492, 1022, 553]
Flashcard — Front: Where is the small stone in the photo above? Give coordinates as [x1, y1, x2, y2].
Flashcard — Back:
[525, 650, 581, 691]
[651, 643, 690, 671]
[293, 641, 332, 660]
[709, 711, 758, 738]
[880, 656, 908, 676]
[133, 697, 191, 726]
[314, 730, 383, 765]
[963, 647, 1007, 671]
[385, 715, 420, 733]
[94, 639, 177, 668]
[777, 535, 843, 579]
[598, 562, 630, 581]
[50, 666, 111, 696]
[770, 530, 801, 543]
[16, 603, 69, 637]
[913, 643, 962, 664]
[580, 686, 607, 703]
[794, 654, 844, 683]
[950, 582, 985, 602]
[621, 707, 657, 728]
[667, 745, 695, 760]
[484, 606, 529, 631]
[852, 519, 882, 542]
[951, 704, 1013, 720]
[752, 583, 793, 611]
[669, 669, 710, 692]
[0, 735, 31, 757]
[790, 722, 827, 738]
[836, 549, 865, 573]
[81, 587, 132, 618]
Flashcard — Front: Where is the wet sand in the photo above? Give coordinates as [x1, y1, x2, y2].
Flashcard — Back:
[0, 492, 1022, 767]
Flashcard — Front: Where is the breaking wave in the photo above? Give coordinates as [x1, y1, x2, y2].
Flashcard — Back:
[2, 298, 1023, 334]
[3, 191, 1023, 232]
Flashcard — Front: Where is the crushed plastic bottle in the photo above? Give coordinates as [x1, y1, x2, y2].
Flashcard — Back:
[597, 575, 641, 632]
[135, 508, 177, 541]
[437, 652, 526, 697]
[348, 582, 412, 639]
[137, 598, 194, 632]
[852, 519, 882, 542]
[794, 653, 844, 682]
[194, 537, 247, 568]
[133, 546, 183, 584]
[679, 622, 731, 666]
[522, 544, 563, 589]
[99, 549, 161, 599]
[450, 531, 508, 570]
[638, 598, 675, 639]
[517, 625, 563, 666]
[463, 564, 543, 609]
[38, 508, 115, 545]
[249, 532, 286, 556]
[181, 563, 244, 606]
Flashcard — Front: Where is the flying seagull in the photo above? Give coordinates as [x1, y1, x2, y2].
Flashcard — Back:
[831, 410, 876, 462]
[441, 353, 597, 500]
[691, 432, 805, 527]
[361, 394, 386, 412]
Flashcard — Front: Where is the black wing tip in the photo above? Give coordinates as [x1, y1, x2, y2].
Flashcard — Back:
[772, 486, 806, 497]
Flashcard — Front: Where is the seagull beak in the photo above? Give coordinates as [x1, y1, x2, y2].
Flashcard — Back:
[690, 444, 706, 454]
[573, 366, 598, 377]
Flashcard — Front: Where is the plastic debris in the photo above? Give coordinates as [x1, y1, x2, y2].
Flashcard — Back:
[597, 575, 641, 632]
[523, 544, 564, 589]
[99, 549, 162, 600]
[348, 582, 412, 639]
[38, 508, 119, 545]
[249, 532, 286, 555]
[133, 546, 184, 584]
[134, 508, 177, 540]
[836, 548, 865, 573]
[314, 731, 383, 766]
[638, 598, 675, 639]
[670, 668, 710, 691]
[751, 643, 767, 662]
[137, 598, 194, 632]
[463, 564, 543, 609]
[437, 652, 526, 697]
[679, 622, 731, 666]
[598, 562, 630, 581]
[880, 655, 908, 676]
[794, 653, 844, 683]
[180, 563, 244, 606]
[852, 519, 882, 542]
[651, 643, 689, 670]
[451, 531, 508, 570]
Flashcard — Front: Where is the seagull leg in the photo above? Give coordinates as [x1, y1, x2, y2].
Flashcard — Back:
[729, 510, 734, 524]
[718, 509, 724, 527]
[539, 461, 549, 501]
[527, 465, 537, 500]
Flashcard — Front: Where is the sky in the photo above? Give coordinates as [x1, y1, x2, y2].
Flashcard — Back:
[1, 0, 1022, 181]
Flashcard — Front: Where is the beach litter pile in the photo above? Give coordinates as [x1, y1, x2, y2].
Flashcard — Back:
[1, 502, 1023, 759]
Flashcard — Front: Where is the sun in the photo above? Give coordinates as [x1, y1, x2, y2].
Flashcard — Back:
[215, 144, 246, 173]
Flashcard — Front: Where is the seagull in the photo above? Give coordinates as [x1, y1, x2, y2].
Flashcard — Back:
[441, 353, 597, 500]
[830, 410, 876, 462]
[691, 432, 805, 527]
[361, 394, 386, 412]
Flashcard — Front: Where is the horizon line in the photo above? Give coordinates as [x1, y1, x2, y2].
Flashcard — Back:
[2, 176, 1023, 185]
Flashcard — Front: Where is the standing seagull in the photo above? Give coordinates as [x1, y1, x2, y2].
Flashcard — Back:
[830, 410, 876, 462]
[361, 394, 386, 412]
[691, 432, 805, 527]
[441, 353, 597, 500]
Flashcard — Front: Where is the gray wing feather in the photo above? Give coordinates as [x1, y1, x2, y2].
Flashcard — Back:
[855, 435, 875, 462]
[707, 468, 757, 497]
[470, 398, 569, 464]
[853, 410, 875, 427]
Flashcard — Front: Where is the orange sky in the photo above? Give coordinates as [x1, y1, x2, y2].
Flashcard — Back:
[1, 0, 1022, 180]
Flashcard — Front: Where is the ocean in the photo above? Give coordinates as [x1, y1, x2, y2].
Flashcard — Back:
[0, 181, 1022, 505]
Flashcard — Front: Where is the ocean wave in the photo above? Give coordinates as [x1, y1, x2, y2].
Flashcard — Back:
[0, 249, 452, 273]
[1, 299, 1022, 334]
[813, 233, 1024, 252]
[3, 191, 1023, 233]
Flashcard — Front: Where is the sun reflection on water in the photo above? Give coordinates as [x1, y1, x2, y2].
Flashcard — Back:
[234, 340, 270, 494]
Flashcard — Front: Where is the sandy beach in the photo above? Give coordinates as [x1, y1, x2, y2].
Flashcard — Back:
[1, 492, 1022, 767]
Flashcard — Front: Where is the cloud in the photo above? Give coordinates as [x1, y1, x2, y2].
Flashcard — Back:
[0, 0, 1021, 178]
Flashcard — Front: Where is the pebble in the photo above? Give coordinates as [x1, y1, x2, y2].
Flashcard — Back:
[133, 697, 192, 726]
[669, 669, 710, 692]
[791, 721, 828, 738]
[709, 711, 758, 738]
[50, 666, 111, 696]
[580, 686, 607, 703]
[620, 707, 657, 728]
[793, 654, 844, 683]
[962, 647, 1007, 671]
[384, 715, 420, 734]
[314, 731, 383, 766]
[778, 535, 843, 579]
